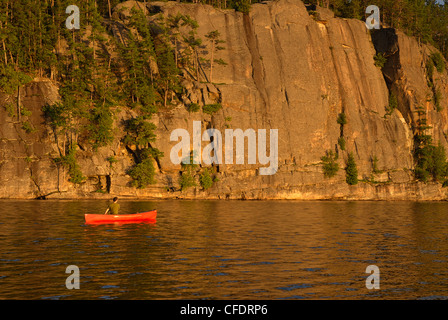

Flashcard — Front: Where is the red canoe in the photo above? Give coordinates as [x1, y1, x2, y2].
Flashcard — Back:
[85, 210, 157, 224]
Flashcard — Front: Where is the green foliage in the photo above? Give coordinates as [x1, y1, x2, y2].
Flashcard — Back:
[4, 104, 15, 118]
[199, 168, 214, 190]
[119, 10, 158, 108]
[429, 144, 447, 181]
[128, 158, 156, 189]
[203, 103, 222, 115]
[88, 106, 114, 150]
[372, 156, 381, 174]
[54, 146, 86, 185]
[204, 30, 226, 83]
[414, 141, 448, 182]
[187, 103, 200, 113]
[123, 116, 157, 147]
[126, 146, 162, 189]
[0, 65, 32, 95]
[336, 112, 347, 125]
[434, 89, 443, 112]
[321, 150, 339, 178]
[21, 121, 35, 134]
[179, 165, 197, 191]
[426, 54, 444, 114]
[328, 0, 363, 19]
[338, 136, 346, 151]
[152, 25, 181, 107]
[179, 152, 199, 191]
[414, 126, 448, 182]
[42, 103, 68, 130]
[123, 114, 162, 188]
[413, 107, 448, 183]
[374, 52, 387, 69]
[0, 0, 191, 192]
[20, 107, 32, 117]
[386, 92, 398, 116]
[142, 147, 164, 161]
[107, 156, 118, 165]
[179, 171, 197, 190]
[231, 0, 252, 14]
[214, 58, 228, 66]
[345, 152, 358, 185]
[155, 39, 179, 79]
[431, 52, 446, 73]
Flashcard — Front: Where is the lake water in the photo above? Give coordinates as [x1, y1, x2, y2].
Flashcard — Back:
[0, 200, 447, 300]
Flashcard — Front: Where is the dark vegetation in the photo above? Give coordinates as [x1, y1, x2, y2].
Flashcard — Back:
[321, 150, 339, 178]
[0, 0, 227, 188]
[413, 106, 448, 185]
[345, 152, 358, 185]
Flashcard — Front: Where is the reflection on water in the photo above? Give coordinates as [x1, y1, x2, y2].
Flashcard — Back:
[0, 200, 447, 299]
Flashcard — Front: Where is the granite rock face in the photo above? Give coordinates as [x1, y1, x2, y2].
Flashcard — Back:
[1, 0, 447, 200]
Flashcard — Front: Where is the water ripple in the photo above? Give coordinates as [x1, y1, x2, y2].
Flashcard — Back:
[1, 200, 448, 299]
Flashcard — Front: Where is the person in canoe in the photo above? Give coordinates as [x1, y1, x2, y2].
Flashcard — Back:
[104, 197, 120, 215]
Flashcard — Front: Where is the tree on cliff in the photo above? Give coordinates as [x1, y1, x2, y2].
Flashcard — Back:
[154, 38, 180, 107]
[162, 13, 187, 68]
[183, 29, 203, 81]
[231, 0, 252, 13]
[118, 7, 157, 108]
[321, 150, 340, 178]
[0, 65, 32, 121]
[345, 152, 359, 185]
[123, 116, 162, 189]
[204, 30, 227, 83]
[413, 106, 448, 182]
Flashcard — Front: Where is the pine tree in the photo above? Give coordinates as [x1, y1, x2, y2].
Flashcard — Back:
[345, 152, 358, 185]
[88, 104, 115, 150]
[118, 7, 157, 111]
[182, 16, 202, 81]
[166, 13, 185, 68]
[321, 150, 339, 178]
[204, 30, 226, 83]
[154, 37, 179, 107]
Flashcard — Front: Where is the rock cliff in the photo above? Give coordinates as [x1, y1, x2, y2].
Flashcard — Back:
[1, 0, 448, 200]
